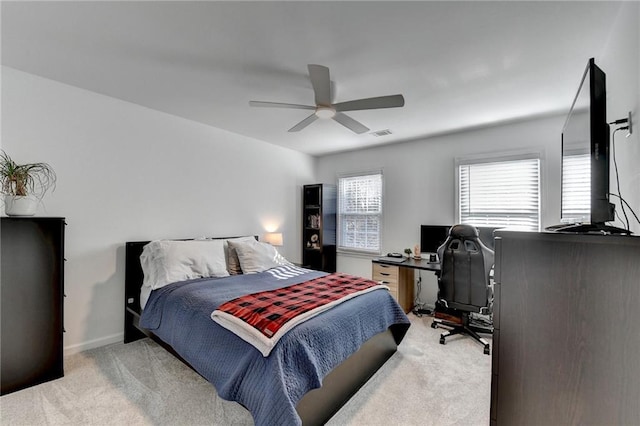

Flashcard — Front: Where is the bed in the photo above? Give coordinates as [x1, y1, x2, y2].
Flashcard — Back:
[124, 236, 410, 426]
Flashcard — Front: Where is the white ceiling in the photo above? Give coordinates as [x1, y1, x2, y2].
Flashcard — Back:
[1, 1, 623, 156]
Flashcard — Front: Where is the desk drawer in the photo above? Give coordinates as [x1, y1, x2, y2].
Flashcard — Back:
[372, 263, 399, 283]
[372, 261, 415, 314]
[387, 288, 398, 300]
[377, 279, 398, 292]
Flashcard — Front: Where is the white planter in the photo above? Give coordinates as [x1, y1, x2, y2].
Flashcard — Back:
[4, 195, 38, 216]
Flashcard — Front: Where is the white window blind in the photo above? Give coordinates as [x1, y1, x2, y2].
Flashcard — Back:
[562, 153, 590, 223]
[338, 173, 383, 253]
[458, 157, 541, 231]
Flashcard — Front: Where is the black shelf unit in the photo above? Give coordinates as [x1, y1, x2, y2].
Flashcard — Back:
[302, 184, 336, 272]
[1, 217, 65, 395]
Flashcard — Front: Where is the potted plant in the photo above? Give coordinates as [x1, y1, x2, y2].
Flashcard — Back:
[1, 150, 56, 216]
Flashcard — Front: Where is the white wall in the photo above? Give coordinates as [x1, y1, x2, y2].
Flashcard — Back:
[600, 1, 640, 234]
[316, 114, 565, 308]
[1, 67, 316, 353]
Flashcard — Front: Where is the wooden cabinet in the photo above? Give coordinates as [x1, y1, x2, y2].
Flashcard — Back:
[491, 231, 640, 425]
[302, 184, 336, 272]
[1, 217, 65, 395]
[372, 262, 414, 313]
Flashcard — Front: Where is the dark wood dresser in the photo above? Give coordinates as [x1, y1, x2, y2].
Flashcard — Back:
[491, 231, 640, 425]
[1, 217, 65, 395]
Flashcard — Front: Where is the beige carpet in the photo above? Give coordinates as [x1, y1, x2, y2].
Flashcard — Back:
[0, 313, 491, 425]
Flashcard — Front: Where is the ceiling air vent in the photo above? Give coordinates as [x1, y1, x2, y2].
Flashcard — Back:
[371, 129, 392, 137]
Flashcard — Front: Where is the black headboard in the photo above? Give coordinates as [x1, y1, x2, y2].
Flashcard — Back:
[125, 240, 152, 316]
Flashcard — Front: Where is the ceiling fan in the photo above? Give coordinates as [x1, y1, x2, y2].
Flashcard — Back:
[249, 64, 405, 134]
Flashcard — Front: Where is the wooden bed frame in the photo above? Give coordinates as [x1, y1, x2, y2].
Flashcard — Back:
[124, 238, 399, 426]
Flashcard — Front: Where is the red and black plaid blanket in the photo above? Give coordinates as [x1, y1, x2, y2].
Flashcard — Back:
[214, 273, 386, 343]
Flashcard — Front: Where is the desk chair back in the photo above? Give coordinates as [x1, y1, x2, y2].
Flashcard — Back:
[437, 224, 494, 313]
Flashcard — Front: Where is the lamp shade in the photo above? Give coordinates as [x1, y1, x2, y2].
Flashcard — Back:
[263, 232, 283, 246]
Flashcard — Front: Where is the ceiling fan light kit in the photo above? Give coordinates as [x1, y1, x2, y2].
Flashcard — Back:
[315, 106, 336, 119]
[250, 64, 405, 134]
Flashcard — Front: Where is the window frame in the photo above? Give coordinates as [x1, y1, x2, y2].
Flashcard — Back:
[455, 151, 543, 232]
[336, 170, 384, 255]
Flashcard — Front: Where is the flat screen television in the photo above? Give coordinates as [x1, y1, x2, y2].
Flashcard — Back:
[558, 58, 624, 234]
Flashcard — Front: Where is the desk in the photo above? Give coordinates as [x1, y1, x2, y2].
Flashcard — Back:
[374, 257, 441, 272]
[372, 257, 440, 313]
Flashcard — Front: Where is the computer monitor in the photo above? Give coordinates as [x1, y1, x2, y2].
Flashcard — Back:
[421, 224, 499, 254]
[420, 225, 450, 254]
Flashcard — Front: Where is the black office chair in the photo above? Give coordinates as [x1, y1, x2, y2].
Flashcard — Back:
[431, 224, 494, 355]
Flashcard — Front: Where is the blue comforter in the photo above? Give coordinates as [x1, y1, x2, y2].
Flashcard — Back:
[140, 268, 410, 426]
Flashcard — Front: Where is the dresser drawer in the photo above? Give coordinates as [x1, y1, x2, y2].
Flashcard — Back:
[372, 263, 399, 283]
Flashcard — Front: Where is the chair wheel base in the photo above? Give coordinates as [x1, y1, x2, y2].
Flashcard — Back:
[433, 315, 492, 354]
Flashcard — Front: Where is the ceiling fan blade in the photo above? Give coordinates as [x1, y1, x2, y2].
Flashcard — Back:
[288, 114, 319, 132]
[334, 94, 405, 112]
[332, 112, 369, 134]
[249, 101, 315, 110]
[308, 64, 332, 106]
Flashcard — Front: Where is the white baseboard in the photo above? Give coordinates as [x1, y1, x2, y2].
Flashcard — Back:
[64, 332, 124, 356]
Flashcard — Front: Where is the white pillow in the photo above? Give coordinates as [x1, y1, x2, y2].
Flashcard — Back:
[228, 239, 292, 274]
[140, 239, 230, 308]
[225, 236, 257, 275]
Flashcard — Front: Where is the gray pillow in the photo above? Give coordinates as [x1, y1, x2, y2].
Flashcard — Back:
[227, 239, 292, 274]
[225, 236, 257, 275]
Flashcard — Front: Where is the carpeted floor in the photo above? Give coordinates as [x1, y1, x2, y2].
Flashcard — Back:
[0, 313, 491, 425]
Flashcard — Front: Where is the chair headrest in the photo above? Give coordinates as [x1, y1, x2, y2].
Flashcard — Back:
[448, 224, 479, 239]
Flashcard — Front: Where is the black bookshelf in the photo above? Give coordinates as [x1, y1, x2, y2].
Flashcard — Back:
[302, 184, 336, 272]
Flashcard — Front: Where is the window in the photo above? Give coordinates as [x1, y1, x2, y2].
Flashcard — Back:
[338, 172, 383, 254]
[458, 156, 541, 231]
[561, 152, 590, 223]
